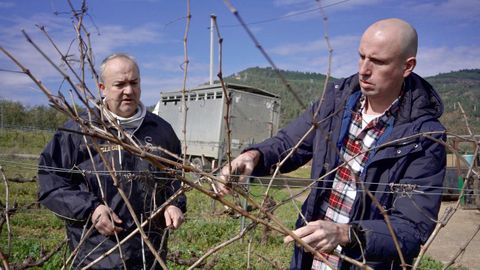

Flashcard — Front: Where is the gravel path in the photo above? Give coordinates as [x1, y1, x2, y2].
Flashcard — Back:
[426, 201, 480, 270]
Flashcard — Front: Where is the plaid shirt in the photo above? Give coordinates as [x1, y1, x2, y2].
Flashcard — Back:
[312, 95, 401, 270]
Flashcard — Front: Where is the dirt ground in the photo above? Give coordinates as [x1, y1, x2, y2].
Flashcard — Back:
[425, 201, 480, 270]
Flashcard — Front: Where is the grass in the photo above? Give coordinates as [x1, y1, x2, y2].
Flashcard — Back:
[167, 182, 299, 269]
[284, 165, 311, 179]
[0, 158, 67, 269]
[0, 129, 53, 156]
[0, 155, 298, 269]
[0, 131, 470, 269]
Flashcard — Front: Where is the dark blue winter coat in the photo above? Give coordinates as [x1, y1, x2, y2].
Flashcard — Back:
[38, 110, 185, 269]
[249, 73, 446, 269]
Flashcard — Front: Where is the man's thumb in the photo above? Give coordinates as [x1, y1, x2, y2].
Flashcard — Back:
[111, 212, 123, 224]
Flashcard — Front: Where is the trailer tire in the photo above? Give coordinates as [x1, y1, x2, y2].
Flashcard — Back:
[191, 157, 204, 171]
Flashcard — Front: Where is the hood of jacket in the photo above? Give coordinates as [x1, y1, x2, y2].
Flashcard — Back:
[397, 72, 444, 124]
[339, 72, 444, 125]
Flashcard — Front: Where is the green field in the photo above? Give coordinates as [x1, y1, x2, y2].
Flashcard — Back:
[0, 156, 297, 269]
[0, 130, 467, 269]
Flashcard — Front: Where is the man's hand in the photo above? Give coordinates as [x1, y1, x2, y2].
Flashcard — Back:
[92, 204, 123, 236]
[164, 205, 184, 229]
[283, 220, 350, 253]
[217, 150, 260, 195]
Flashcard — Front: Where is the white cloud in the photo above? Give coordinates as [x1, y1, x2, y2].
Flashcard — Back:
[270, 39, 324, 56]
[268, 35, 360, 77]
[410, 0, 480, 22]
[90, 23, 164, 56]
[327, 0, 382, 10]
[0, 11, 170, 104]
[116, 0, 162, 2]
[0, 2, 14, 8]
[416, 45, 480, 76]
[0, 70, 34, 87]
[274, 0, 382, 22]
[273, 0, 310, 7]
[0, 18, 98, 106]
[269, 35, 480, 78]
[270, 35, 358, 56]
[142, 54, 209, 74]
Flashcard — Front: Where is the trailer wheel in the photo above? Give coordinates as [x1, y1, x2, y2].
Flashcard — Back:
[191, 157, 213, 172]
[191, 157, 204, 171]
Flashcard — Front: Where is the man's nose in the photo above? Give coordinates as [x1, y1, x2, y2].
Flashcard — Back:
[359, 60, 371, 76]
[123, 84, 134, 94]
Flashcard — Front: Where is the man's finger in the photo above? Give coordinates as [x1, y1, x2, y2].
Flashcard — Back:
[242, 162, 255, 176]
[112, 223, 123, 233]
[110, 212, 123, 224]
[164, 206, 184, 229]
[283, 224, 315, 243]
[172, 216, 180, 229]
[300, 231, 324, 246]
[216, 182, 231, 195]
[284, 235, 294, 243]
[165, 211, 173, 228]
[173, 212, 184, 229]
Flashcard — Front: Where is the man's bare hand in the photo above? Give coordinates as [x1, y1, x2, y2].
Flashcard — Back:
[283, 220, 350, 253]
[92, 204, 123, 236]
[164, 205, 184, 229]
[217, 150, 260, 195]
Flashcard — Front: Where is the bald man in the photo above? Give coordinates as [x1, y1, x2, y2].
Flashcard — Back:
[219, 18, 446, 269]
[38, 54, 185, 269]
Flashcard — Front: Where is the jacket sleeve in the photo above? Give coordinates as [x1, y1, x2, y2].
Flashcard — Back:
[247, 100, 321, 176]
[37, 125, 101, 222]
[350, 130, 446, 261]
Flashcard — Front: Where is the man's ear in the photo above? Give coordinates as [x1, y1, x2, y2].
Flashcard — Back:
[403, 57, 416, 77]
[99, 82, 106, 95]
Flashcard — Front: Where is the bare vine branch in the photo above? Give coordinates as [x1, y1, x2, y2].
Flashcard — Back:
[181, 0, 191, 170]
[0, 166, 12, 257]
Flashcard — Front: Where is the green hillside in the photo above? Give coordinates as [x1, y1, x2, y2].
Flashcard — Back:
[223, 67, 480, 134]
[426, 69, 480, 134]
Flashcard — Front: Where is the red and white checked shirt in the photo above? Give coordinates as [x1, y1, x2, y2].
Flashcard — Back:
[312, 95, 401, 270]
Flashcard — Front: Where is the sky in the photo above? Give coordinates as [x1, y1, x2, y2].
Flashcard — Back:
[0, 0, 479, 107]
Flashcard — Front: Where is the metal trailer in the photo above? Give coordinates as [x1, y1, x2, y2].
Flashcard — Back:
[152, 83, 281, 170]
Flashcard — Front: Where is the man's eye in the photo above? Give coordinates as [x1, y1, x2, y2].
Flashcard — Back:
[370, 58, 385, 65]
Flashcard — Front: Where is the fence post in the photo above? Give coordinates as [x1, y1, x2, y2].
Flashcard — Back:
[240, 176, 251, 233]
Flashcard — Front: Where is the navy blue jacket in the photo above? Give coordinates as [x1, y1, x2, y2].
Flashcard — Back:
[38, 111, 185, 269]
[250, 73, 446, 269]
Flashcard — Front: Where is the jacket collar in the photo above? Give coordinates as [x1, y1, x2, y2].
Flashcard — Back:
[342, 72, 444, 126]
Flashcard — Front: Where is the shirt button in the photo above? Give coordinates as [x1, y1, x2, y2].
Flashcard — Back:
[397, 149, 402, 154]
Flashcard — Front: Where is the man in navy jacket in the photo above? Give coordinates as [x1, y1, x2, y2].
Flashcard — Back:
[38, 54, 185, 269]
[219, 18, 446, 269]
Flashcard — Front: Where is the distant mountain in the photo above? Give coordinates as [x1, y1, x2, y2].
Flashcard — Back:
[426, 69, 480, 134]
[223, 67, 480, 134]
